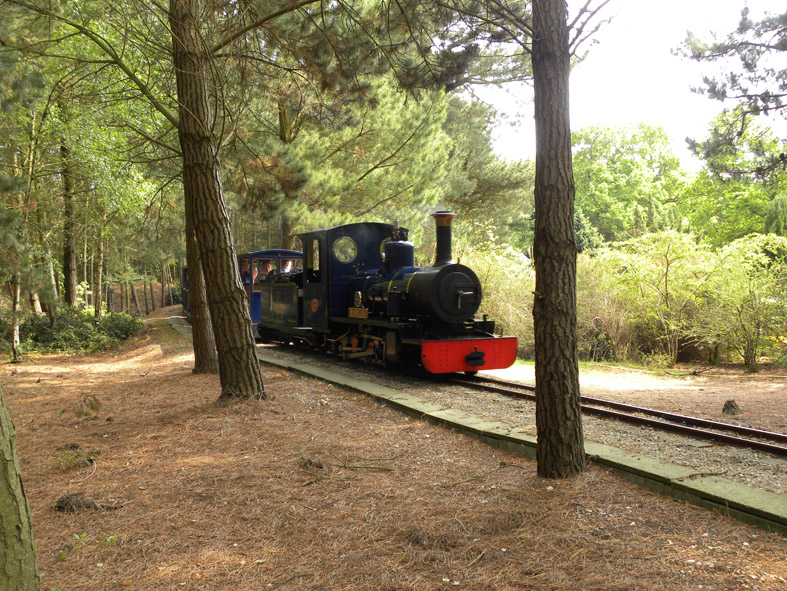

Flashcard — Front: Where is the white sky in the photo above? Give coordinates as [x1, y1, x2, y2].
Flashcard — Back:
[487, 0, 784, 170]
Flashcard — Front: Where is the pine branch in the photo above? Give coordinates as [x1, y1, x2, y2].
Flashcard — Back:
[6, 0, 179, 128]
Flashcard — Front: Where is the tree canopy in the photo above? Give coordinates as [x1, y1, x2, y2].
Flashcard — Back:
[684, 7, 787, 181]
[572, 123, 685, 242]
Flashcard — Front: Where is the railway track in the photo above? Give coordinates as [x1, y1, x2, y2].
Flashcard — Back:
[451, 374, 787, 457]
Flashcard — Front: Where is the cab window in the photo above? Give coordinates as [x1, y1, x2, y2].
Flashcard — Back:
[306, 239, 321, 283]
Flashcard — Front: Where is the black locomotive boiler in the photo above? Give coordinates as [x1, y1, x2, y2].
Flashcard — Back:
[257, 211, 517, 374]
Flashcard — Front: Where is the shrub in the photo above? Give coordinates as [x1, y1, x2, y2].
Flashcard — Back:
[17, 310, 143, 354]
[99, 313, 144, 341]
[595, 231, 715, 365]
[576, 254, 637, 361]
[692, 234, 787, 372]
[461, 246, 535, 358]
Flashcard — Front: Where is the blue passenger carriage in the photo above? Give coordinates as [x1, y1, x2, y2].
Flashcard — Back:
[181, 249, 303, 323]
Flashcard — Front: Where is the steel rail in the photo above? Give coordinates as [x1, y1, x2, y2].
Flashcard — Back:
[452, 375, 787, 457]
[464, 375, 787, 444]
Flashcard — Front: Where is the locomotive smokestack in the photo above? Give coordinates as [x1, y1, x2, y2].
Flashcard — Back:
[432, 211, 457, 266]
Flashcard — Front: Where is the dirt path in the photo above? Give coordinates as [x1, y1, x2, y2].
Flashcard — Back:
[2, 315, 785, 590]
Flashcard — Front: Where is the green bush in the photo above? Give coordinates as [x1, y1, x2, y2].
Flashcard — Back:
[17, 310, 143, 354]
[577, 253, 638, 362]
[461, 245, 536, 358]
[99, 313, 144, 341]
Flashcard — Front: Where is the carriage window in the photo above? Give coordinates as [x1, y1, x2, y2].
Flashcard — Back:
[333, 236, 357, 264]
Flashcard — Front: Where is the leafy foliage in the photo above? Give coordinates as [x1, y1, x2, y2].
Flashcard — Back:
[4, 310, 144, 355]
[572, 124, 685, 241]
[765, 194, 787, 236]
[692, 234, 787, 371]
[684, 7, 787, 125]
[583, 232, 717, 364]
[576, 253, 634, 362]
[441, 96, 534, 251]
[684, 7, 787, 184]
[680, 112, 787, 245]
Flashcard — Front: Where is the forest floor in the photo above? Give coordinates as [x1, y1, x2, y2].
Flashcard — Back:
[2, 307, 785, 591]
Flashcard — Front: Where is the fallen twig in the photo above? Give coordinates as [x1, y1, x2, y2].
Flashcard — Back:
[467, 551, 485, 567]
[441, 462, 527, 487]
[70, 458, 98, 483]
[272, 573, 313, 588]
[676, 470, 728, 481]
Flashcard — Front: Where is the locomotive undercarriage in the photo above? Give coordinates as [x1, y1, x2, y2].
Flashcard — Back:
[258, 313, 500, 371]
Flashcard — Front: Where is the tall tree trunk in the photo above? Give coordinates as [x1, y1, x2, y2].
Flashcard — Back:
[28, 288, 42, 316]
[143, 278, 151, 316]
[131, 283, 143, 316]
[149, 270, 156, 312]
[82, 237, 89, 303]
[531, 0, 586, 478]
[94, 229, 104, 319]
[277, 105, 297, 251]
[0, 387, 42, 591]
[106, 282, 114, 313]
[166, 265, 174, 306]
[10, 271, 23, 364]
[281, 214, 296, 250]
[170, 0, 264, 401]
[60, 140, 78, 308]
[185, 189, 219, 374]
[160, 262, 167, 309]
[44, 259, 57, 325]
[32, 242, 58, 323]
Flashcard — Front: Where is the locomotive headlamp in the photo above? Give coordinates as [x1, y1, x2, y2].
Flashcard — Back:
[353, 291, 363, 308]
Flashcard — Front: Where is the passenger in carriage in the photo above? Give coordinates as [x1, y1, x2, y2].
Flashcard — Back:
[257, 260, 273, 282]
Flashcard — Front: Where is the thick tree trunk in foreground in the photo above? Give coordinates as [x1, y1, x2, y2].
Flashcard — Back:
[531, 0, 586, 478]
[0, 387, 42, 590]
[170, 0, 264, 400]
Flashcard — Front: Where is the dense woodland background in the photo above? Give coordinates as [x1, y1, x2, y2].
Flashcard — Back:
[1, 1, 786, 372]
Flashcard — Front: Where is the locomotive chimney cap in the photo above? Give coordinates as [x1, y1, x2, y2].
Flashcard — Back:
[432, 211, 457, 266]
[432, 211, 457, 227]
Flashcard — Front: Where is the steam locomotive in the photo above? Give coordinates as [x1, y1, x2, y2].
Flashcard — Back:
[255, 212, 517, 374]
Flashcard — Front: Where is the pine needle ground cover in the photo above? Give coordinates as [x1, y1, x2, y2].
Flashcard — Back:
[3, 312, 785, 590]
